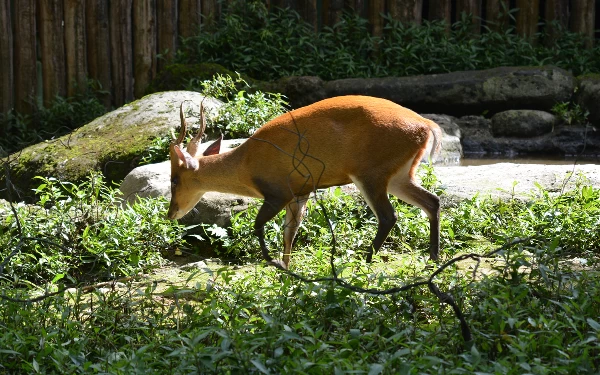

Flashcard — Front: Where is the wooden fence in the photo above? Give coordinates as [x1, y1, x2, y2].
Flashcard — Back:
[0, 0, 597, 116]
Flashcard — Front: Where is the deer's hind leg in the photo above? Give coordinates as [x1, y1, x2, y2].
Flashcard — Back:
[350, 175, 397, 263]
[387, 164, 440, 260]
[282, 194, 310, 268]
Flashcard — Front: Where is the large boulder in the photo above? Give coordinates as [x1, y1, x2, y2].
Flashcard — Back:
[491, 110, 556, 138]
[2, 91, 223, 201]
[322, 66, 574, 116]
[422, 114, 462, 164]
[436, 163, 600, 203]
[458, 115, 600, 157]
[575, 75, 600, 126]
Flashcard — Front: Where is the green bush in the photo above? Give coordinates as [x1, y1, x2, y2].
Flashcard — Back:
[0, 173, 185, 284]
[0, 172, 598, 373]
[0, 81, 108, 157]
[177, 3, 600, 81]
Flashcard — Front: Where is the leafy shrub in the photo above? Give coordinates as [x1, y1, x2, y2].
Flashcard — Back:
[0, 173, 185, 284]
[195, 74, 288, 138]
[0, 171, 598, 373]
[177, 4, 600, 81]
[0, 81, 108, 157]
[139, 74, 288, 165]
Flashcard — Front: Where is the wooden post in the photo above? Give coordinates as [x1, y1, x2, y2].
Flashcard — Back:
[15, 0, 39, 114]
[323, 0, 344, 27]
[389, 0, 423, 25]
[86, 0, 112, 108]
[486, 0, 510, 31]
[369, 0, 385, 38]
[157, 0, 178, 71]
[133, 0, 157, 98]
[201, 0, 219, 29]
[516, 0, 540, 41]
[456, 0, 481, 34]
[179, 0, 201, 39]
[297, 0, 318, 31]
[571, 0, 595, 47]
[429, 0, 451, 31]
[64, 0, 87, 97]
[110, 0, 134, 106]
[345, 0, 367, 19]
[0, 0, 13, 114]
[38, 0, 67, 108]
[544, 0, 569, 45]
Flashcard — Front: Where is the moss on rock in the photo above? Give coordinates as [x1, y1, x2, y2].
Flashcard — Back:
[2, 91, 223, 202]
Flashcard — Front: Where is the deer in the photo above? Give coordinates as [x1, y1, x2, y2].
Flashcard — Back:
[167, 95, 442, 270]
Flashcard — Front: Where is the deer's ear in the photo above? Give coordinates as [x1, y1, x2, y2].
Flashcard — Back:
[203, 135, 223, 156]
[174, 145, 199, 170]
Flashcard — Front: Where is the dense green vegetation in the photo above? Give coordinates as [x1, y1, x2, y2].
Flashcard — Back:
[0, 82, 108, 157]
[177, 2, 600, 81]
[1, 166, 598, 373]
[1, 4, 599, 373]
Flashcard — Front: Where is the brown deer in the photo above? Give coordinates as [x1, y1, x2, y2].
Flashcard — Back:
[168, 95, 442, 269]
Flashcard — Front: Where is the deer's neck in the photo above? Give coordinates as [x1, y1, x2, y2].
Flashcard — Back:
[195, 150, 263, 198]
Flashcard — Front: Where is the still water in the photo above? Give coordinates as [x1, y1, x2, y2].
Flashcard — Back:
[459, 155, 600, 166]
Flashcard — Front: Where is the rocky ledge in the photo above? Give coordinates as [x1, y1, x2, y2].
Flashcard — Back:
[120, 160, 599, 228]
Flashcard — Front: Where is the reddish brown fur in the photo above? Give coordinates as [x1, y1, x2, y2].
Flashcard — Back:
[168, 95, 442, 268]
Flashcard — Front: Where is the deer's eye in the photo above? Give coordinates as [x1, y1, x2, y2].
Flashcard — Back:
[171, 176, 179, 187]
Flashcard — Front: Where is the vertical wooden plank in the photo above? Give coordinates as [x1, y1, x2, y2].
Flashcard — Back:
[429, 0, 451, 29]
[323, 0, 344, 27]
[456, 0, 481, 33]
[345, 0, 367, 19]
[516, 0, 540, 41]
[14, 0, 38, 114]
[486, 0, 510, 31]
[157, 0, 178, 71]
[201, 0, 219, 28]
[86, 0, 112, 108]
[571, 0, 595, 47]
[369, 0, 385, 37]
[297, 0, 318, 31]
[38, 0, 67, 108]
[179, 0, 201, 39]
[0, 0, 13, 114]
[389, 0, 423, 25]
[110, 0, 134, 106]
[64, 0, 87, 97]
[133, 0, 157, 98]
[545, 0, 569, 45]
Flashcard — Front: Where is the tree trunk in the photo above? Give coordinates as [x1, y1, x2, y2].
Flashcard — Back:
[133, 0, 157, 98]
[0, 0, 13, 114]
[456, 0, 481, 33]
[544, 0, 569, 45]
[178, 0, 201, 39]
[486, 0, 510, 31]
[345, 0, 367, 19]
[64, 0, 87, 97]
[15, 0, 38, 114]
[86, 0, 111, 108]
[516, 0, 540, 41]
[38, 0, 67, 108]
[369, 0, 385, 37]
[110, 0, 134, 106]
[326, 0, 345, 27]
[201, 0, 219, 29]
[571, 0, 595, 47]
[429, 0, 451, 31]
[389, 0, 423, 25]
[296, 0, 317, 31]
[157, 0, 178, 71]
